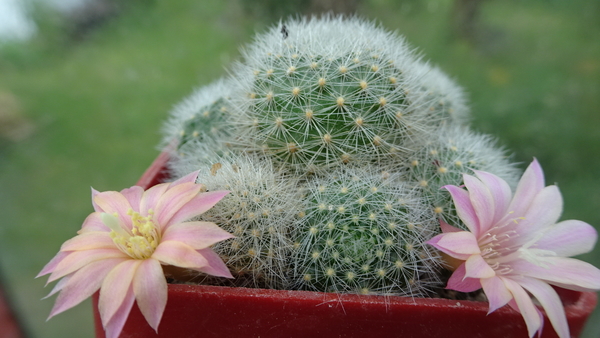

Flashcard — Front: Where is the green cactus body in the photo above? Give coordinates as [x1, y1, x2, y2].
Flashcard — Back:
[293, 166, 440, 296]
[245, 51, 411, 170]
[178, 97, 230, 149]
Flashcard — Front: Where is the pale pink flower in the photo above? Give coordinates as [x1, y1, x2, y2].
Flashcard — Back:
[427, 159, 600, 338]
[38, 171, 233, 338]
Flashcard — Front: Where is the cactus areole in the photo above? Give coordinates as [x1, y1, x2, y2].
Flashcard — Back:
[91, 153, 597, 338]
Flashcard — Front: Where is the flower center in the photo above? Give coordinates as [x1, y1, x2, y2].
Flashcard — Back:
[477, 215, 525, 275]
[101, 209, 160, 260]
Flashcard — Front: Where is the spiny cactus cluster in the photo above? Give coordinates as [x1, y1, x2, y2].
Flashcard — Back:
[160, 16, 520, 297]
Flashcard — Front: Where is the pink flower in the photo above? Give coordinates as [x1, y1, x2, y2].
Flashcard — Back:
[38, 171, 233, 338]
[427, 159, 600, 338]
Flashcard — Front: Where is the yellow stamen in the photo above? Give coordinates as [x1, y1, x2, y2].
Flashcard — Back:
[102, 210, 160, 260]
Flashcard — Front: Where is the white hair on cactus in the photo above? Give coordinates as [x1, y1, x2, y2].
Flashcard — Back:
[171, 151, 304, 289]
[159, 78, 233, 153]
[407, 64, 470, 125]
[159, 15, 520, 298]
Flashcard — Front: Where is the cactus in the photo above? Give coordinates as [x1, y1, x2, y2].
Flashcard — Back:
[228, 16, 469, 172]
[292, 165, 440, 296]
[172, 151, 303, 289]
[161, 16, 520, 298]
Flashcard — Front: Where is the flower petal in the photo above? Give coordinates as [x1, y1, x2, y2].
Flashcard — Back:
[139, 183, 170, 216]
[37, 251, 70, 278]
[517, 185, 563, 240]
[473, 170, 513, 225]
[507, 158, 545, 217]
[120, 186, 144, 213]
[79, 212, 109, 234]
[480, 276, 512, 314]
[47, 248, 126, 283]
[152, 241, 208, 269]
[48, 258, 126, 319]
[168, 190, 230, 226]
[103, 286, 135, 338]
[154, 182, 202, 228]
[439, 220, 462, 233]
[99, 260, 142, 326]
[464, 254, 495, 279]
[162, 222, 234, 250]
[170, 170, 200, 186]
[91, 188, 102, 212]
[503, 277, 542, 338]
[60, 232, 115, 251]
[446, 263, 482, 292]
[133, 259, 167, 332]
[427, 232, 481, 260]
[511, 257, 600, 292]
[94, 191, 134, 230]
[463, 174, 496, 234]
[518, 277, 570, 338]
[43, 275, 71, 300]
[443, 185, 481, 236]
[534, 220, 597, 257]
[195, 248, 233, 278]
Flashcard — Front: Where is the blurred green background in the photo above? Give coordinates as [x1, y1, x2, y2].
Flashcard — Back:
[0, 0, 598, 337]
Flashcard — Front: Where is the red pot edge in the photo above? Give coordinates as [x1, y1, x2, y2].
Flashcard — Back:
[135, 150, 171, 189]
[92, 280, 598, 338]
[92, 151, 599, 338]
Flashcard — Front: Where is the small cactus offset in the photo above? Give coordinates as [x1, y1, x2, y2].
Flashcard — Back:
[292, 165, 440, 296]
[161, 16, 519, 298]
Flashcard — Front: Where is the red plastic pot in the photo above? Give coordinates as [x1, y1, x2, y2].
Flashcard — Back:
[93, 152, 598, 338]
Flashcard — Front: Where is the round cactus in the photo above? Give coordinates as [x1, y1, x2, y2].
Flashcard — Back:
[178, 152, 303, 289]
[292, 165, 440, 296]
[228, 16, 469, 172]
